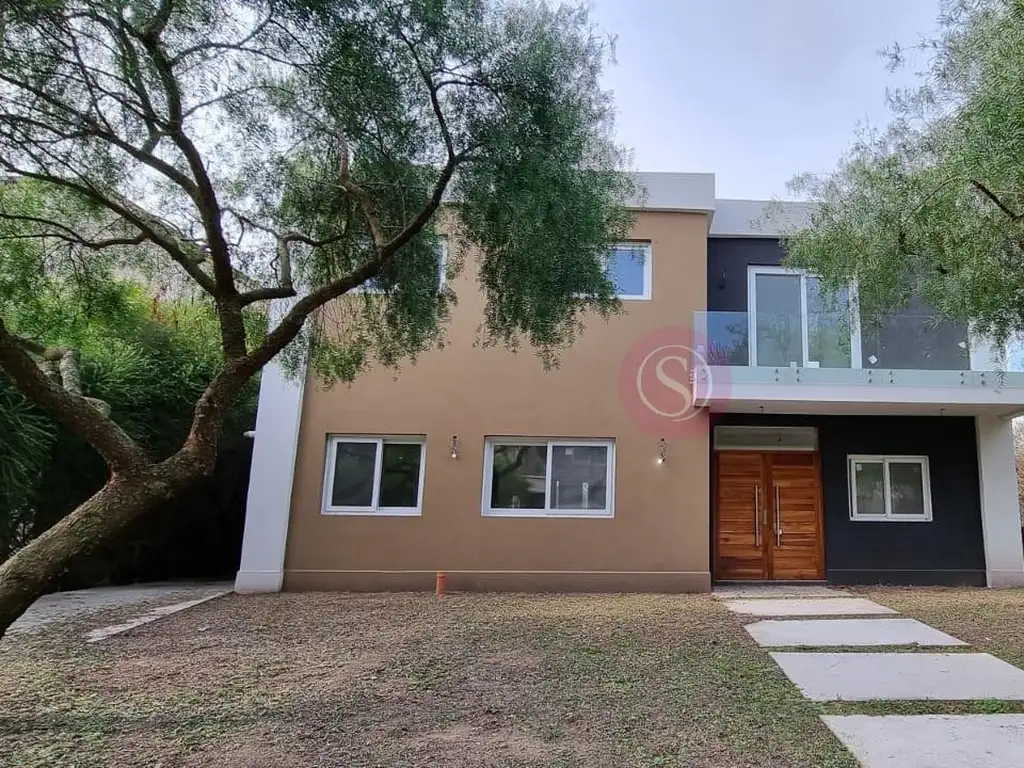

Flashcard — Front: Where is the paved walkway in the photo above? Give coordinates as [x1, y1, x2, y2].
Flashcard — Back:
[717, 585, 1024, 767]
[746, 618, 965, 647]
[8, 582, 231, 636]
[726, 597, 897, 616]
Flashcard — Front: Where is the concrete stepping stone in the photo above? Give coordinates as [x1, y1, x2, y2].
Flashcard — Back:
[724, 597, 896, 616]
[746, 618, 966, 648]
[713, 585, 849, 599]
[822, 714, 1024, 768]
[772, 652, 1024, 701]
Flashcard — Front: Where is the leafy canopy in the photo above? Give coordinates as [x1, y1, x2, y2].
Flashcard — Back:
[781, 0, 1024, 343]
[0, 0, 635, 402]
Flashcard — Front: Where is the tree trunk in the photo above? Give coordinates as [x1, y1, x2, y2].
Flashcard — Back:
[0, 458, 202, 638]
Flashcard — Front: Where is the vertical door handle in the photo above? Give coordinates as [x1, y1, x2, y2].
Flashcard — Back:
[775, 485, 782, 546]
[754, 485, 760, 545]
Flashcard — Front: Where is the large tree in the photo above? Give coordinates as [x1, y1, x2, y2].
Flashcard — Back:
[0, 0, 634, 635]
[780, 0, 1024, 343]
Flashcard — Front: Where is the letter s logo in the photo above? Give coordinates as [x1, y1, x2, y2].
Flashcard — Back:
[618, 326, 725, 439]
[636, 345, 697, 421]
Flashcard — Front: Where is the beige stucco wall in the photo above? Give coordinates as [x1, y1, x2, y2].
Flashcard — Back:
[283, 210, 711, 592]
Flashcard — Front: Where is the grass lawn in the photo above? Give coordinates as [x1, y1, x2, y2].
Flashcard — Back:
[821, 585, 1024, 717]
[855, 586, 1024, 667]
[0, 592, 857, 768]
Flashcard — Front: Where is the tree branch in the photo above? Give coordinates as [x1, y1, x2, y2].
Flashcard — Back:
[231, 147, 467, 371]
[0, 318, 148, 473]
[141, 0, 175, 43]
[395, 28, 455, 160]
[0, 211, 147, 250]
[236, 231, 350, 306]
[112, 15, 235, 298]
[181, 84, 276, 119]
[132, 17, 247, 357]
[0, 161, 219, 296]
[8, 334, 69, 362]
[237, 285, 296, 304]
[183, 145, 469, 457]
[383, 146, 469, 255]
[338, 134, 386, 248]
[971, 180, 1023, 220]
[110, 15, 166, 150]
[169, 11, 276, 66]
[0, 89, 201, 201]
[275, 233, 294, 289]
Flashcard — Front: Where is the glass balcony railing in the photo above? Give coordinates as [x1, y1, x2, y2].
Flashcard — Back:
[695, 311, 1016, 372]
[701, 311, 751, 367]
[862, 315, 971, 371]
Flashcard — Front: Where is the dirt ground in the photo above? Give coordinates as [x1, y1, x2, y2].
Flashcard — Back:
[0, 591, 856, 768]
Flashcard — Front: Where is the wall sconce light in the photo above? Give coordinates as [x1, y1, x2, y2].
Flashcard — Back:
[657, 438, 667, 465]
[450, 435, 459, 459]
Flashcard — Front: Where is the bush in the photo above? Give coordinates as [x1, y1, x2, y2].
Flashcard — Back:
[0, 282, 258, 583]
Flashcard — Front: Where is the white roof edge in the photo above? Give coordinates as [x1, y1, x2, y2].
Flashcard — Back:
[628, 171, 716, 214]
[447, 171, 813, 235]
[710, 197, 814, 237]
[626, 174, 813, 237]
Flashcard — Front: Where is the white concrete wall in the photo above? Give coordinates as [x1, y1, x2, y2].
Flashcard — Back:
[234, 302, 305, 593]
[976, 415, 1024, 587]
[710, 198, 814, 237]
[630, 171, 716, 213]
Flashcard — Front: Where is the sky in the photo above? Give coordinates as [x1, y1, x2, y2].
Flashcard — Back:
[589, 0, 943, 200]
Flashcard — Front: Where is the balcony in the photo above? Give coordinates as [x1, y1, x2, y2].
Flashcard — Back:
[692, 311, 1024, 415]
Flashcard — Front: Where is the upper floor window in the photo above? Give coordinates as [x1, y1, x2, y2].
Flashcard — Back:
[606, 243, 651, 300]
[356, 238, 448, 294]
[748, 266, 857, 368]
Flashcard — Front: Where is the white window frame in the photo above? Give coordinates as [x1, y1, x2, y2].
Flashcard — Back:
[321, 435, 426, 516]
[847, 454, 933, 522]
[747, 265, 861, 368]
[353, 238, 449, 294]
[607, 242, 652, 300]
[481, 438, 616, 518]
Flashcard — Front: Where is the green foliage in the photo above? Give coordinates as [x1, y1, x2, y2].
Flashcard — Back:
[0, 280, 258, 557]
[0, 0, 634, 383]
[780, 0, 1024, 343]
[270, 0, 636, 378]
[0, 384, 55, 519]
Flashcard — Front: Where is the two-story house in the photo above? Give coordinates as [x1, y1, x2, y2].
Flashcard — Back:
[234, 172, 1024, 592]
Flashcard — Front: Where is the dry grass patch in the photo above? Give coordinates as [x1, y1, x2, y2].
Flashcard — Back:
[0, 592, 855, 768]
[854, 586, 1024, 667]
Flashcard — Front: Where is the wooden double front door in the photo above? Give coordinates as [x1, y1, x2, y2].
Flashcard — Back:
[714, 451, 825, 580]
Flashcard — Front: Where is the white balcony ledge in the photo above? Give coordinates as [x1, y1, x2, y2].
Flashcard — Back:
[694, 365, 1024, 417]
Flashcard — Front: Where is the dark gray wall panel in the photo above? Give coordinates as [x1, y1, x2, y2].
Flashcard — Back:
[707, 238, 784, 312]
[714, 413, 986, 586]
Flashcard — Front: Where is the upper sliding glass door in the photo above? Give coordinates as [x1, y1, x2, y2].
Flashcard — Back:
[806, 277, 853, 368]
[752, 272, 803, 367]
[749, 267, 856, 368]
